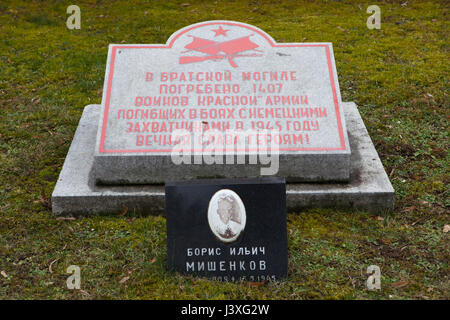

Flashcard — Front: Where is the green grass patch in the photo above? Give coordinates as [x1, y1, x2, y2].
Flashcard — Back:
[0, 0, 448, 299]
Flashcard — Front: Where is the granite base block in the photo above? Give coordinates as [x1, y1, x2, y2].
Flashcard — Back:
[52, 102, 394, 216]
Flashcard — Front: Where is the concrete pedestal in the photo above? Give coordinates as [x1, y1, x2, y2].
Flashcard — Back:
[52, 102, 394, 216]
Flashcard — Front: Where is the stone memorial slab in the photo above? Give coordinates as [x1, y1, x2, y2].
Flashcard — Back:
[93, 20, 351, 184]
[165, 177, 287, 281]
[51, 102, 394, 217]
[52, 20, 394, 217]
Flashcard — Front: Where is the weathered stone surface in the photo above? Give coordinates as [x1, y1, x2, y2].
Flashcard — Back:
[93, 20, 351, 184]
[52, 102, 394, 216]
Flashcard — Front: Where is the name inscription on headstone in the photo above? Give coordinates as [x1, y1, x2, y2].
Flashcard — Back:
[165, 177, 287, 281]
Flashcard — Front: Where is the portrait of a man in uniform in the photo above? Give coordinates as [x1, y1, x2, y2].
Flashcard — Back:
[208, 189, 246, 243]
[216, 195, 242, 239]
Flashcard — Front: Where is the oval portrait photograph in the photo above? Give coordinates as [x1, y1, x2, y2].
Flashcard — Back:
[207, 189, 246, 243]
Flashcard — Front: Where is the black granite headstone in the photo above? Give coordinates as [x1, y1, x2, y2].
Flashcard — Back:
[165, 177, 287, 281]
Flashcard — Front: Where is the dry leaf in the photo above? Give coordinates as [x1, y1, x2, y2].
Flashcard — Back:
[391, 280, 409, 288]
[40, 193, 51, 209]
[80, 289, 90, 296]
[411, 217, 425, 226]
[443, 225, 450, 233]
[48, 258, 60, 274]
[1, 270, 8, 278]
[401, 206, 415, 213]
[56, 216, 76, 221]
[375, 216, 384, 221]
[149, 257, 156, 264]
[389, 168, 395, 177]
[118, 206, 128, 217]
[119, 276, 130, 284]
[248, 281, 265, 287]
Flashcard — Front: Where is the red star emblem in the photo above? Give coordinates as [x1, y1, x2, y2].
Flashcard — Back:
[212, 26, 229, 37]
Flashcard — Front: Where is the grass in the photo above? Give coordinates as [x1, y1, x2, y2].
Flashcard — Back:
[0, 0, 448, 299]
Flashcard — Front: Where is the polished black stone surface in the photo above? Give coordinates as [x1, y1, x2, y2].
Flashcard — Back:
[165, 177, 287, 281]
